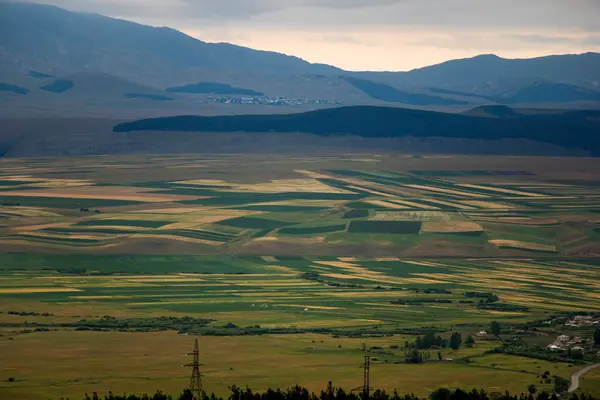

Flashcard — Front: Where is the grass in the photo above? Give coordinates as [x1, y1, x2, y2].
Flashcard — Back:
[579, 367, 600, 395]
[146, 229, 234, 242]
[0, 196, 142, 209]
[0, 254, 265, 274]
[76, 219, 173, 228]
[348, 221, 422, 234]
[182, 192, 366, 206]
[233, 205, 330, 212]
[217, 217, 297, 230]
[343, 209, 370, 219]
[279, 224, 347, 235]
[41, 227, 141, 235]
[0, 331, 574, 400]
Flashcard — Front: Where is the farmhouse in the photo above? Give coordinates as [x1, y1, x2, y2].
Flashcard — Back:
[557, 335, 570, 342]
[478, 330, 488, 337]
[547, 344, 564, 352]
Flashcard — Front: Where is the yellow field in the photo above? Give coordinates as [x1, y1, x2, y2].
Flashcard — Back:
[489, 239, 557, 252]
[0, 331, 579, 400]
[421, 221, 483, 233]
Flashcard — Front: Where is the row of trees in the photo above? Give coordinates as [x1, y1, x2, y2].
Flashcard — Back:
[73, 386, 595, 400]
[412, 332, 475, 351]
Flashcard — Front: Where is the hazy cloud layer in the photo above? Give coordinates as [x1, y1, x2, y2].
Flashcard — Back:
[16, 0, 600, 70]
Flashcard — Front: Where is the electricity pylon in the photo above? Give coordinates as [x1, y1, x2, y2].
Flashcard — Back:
[184, 338, 203, 400]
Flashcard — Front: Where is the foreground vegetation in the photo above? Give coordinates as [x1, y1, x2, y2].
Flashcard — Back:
[53, 387, 600, 400]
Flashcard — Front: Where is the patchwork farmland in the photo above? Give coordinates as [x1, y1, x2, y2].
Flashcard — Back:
[1, 154, 600, 400]
[1, 154, 600, 256]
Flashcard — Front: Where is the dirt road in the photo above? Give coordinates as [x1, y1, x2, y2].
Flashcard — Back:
[569, 363, 600, 393]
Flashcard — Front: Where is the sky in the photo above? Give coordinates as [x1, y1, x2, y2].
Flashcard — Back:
[26, 0, 600, 71]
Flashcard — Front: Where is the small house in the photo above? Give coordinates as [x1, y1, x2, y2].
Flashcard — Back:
[478, 330, 488, 336]
[557, 335, 570, 342]
[547, 344, 564, 352]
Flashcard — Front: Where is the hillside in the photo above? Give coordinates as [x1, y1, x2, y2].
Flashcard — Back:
[0, 1, 340, 86]
[382, 53, 600, 94]
[1, 2, 600, 114]
[113, 106, 600, 155]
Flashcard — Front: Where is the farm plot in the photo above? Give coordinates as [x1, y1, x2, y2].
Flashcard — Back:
[76, 219, 174, 228]
[348, 221, 422, 234]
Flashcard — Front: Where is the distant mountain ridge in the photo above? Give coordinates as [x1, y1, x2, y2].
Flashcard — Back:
[1, 1, 600, 114]
[380, 53, 600, 94]
[0, 1, 340, 83]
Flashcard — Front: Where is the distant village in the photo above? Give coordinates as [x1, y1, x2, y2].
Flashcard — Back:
[203, 96, 343, 106]
[546, 315, 600, 356]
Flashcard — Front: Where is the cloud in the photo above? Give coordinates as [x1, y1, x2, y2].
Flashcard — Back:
[508, 35, 579, 45]
[18, 0, 600, 30]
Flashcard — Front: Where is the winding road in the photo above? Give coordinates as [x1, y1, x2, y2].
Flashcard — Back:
[568, 363, 600, 393]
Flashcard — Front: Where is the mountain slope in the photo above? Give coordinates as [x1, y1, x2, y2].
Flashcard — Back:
[0, 1, 341, 86]
[1, 2, 599, 111]
[341, 77, 467, 105]
[370, 53, 600, 95]
[497, 81, 600, 103]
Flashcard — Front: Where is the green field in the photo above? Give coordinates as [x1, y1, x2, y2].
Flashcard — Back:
[1, 154, 600, 399]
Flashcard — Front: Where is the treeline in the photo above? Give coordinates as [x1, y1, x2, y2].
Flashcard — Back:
[1, 315, 439, 338]
[112, 106, 600, 156]
[62, 386, 597, 400]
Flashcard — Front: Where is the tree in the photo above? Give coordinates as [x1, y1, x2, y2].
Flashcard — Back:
[430, 388, 452, 400]
[466, 335, 476, 348]
[569, 347, 584, 360]
[491, 321, 501, 336]
[423, 333, 436, 349]
[408, 349, 423, 363]
[415, 336, 423, 350]
[450, 332, 462, 350]
[528, 384, 537, 395]
[594, 329, 600, 346]
[553, 376, 569, 394]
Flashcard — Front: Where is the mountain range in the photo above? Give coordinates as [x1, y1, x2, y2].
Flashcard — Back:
[1, 1, 600, 118]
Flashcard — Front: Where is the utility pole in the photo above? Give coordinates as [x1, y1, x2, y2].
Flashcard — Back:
[185, 338, 203, 400]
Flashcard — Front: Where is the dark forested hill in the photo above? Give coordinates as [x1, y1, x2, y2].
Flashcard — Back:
[113, 106, 600, 155]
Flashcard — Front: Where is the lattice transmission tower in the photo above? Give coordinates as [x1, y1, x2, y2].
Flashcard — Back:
[352, 355, 372, 400]
[361, 355, 371, 400]
[184, 338, 204, 400]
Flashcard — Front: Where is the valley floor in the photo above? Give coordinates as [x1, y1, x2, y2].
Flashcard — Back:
[1, 153, 599, 399]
